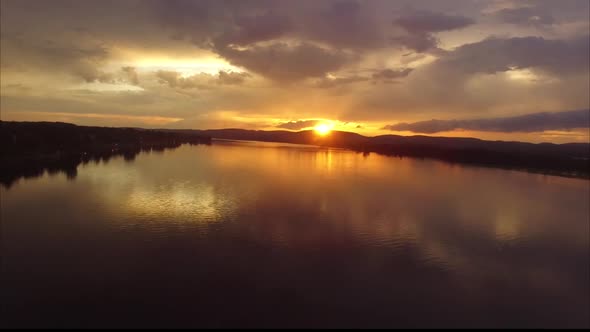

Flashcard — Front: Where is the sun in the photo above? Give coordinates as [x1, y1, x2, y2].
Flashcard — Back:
[314, 123, 333, 136]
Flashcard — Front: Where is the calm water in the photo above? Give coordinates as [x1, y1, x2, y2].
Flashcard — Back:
[1, 140, 589, 328]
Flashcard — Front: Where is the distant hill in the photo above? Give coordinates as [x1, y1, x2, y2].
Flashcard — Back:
[164, 127, 589, 178]
[165, 127, 588, 159]
[0, 121, 210, 155]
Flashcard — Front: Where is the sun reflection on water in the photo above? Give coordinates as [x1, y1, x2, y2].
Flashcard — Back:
[125, 183, 224, 222]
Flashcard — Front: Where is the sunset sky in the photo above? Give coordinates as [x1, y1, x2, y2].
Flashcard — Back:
[1, 0, 588, 143]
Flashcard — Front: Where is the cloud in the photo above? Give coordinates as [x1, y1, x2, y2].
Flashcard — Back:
[151, 0, 391, 53]
[392, 10, 475, 52]
[155, 70, 204, 89]
[155, 70, 250, 89]
[122, 66, 139, 85]
[432, 35, 590, 76]
[147, 0, 227, 46]
[277, 119, 319, 130]
[1, 83, 33, 94]
[72, 64, 115, 83]
[72, 65, 143, 85]
[215, 42, 352, 82]
[214, 11, 293, 47]
[0, 34, 114, 82]
[216, 71, 251, 85]
[394, 10, 475, 34]
[0, 0, 589, 143]
[1, 33, 142, 86]
[392, 34, 439, 53]
[351, 34, 589, 122]
[18, 39, 110, 66]
[491, 6, 554, 26]
[300, 0, 386, 50]
[372, 68, 413, 81]
[383, 109, 590, 133]
[315, 75, 368, 88]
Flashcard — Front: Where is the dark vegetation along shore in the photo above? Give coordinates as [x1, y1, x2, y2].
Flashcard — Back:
[1, 121, 589, 188]
[0, 121, 211, 188]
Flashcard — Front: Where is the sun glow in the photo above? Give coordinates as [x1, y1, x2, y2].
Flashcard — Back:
[506, 67, 537, 82]
[314, 123, 333, 136]
[129, 56, 240, 75]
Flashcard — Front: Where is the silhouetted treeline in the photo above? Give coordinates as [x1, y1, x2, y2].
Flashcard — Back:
[1, 122, 588, 186]
[0, 121, 211, 187]
[350, 143, 589, 178]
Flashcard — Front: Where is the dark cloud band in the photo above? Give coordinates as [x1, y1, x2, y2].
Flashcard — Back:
[383, 110, 590, 134]
[277, 120, 319, 130]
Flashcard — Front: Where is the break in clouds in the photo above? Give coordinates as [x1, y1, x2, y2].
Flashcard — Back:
[0, 0, 589, 142]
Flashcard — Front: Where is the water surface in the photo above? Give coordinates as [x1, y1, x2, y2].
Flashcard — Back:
[2, 140, 589, 328]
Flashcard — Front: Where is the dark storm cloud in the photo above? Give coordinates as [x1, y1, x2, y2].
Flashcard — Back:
[147, 0, 227, 45]
[392, 34, 439, 53]
[433, 35, 590, 76]
[394, 10, 475, 33]
[147, 1, 369, 82]
[372, 68, 413, 81]
[300, 0, 386, 50]
[392, 10, 475, 52]
[492, 6, 554, 26]
[213, 11, 293, 47]
[383, 110, 590, 133]
[215, 42, 353, 82]
[207, 1, 385, 80]
[277, 120, 319, 130]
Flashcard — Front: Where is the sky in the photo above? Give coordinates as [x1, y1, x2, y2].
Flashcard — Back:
[0, 0, 589, 143]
